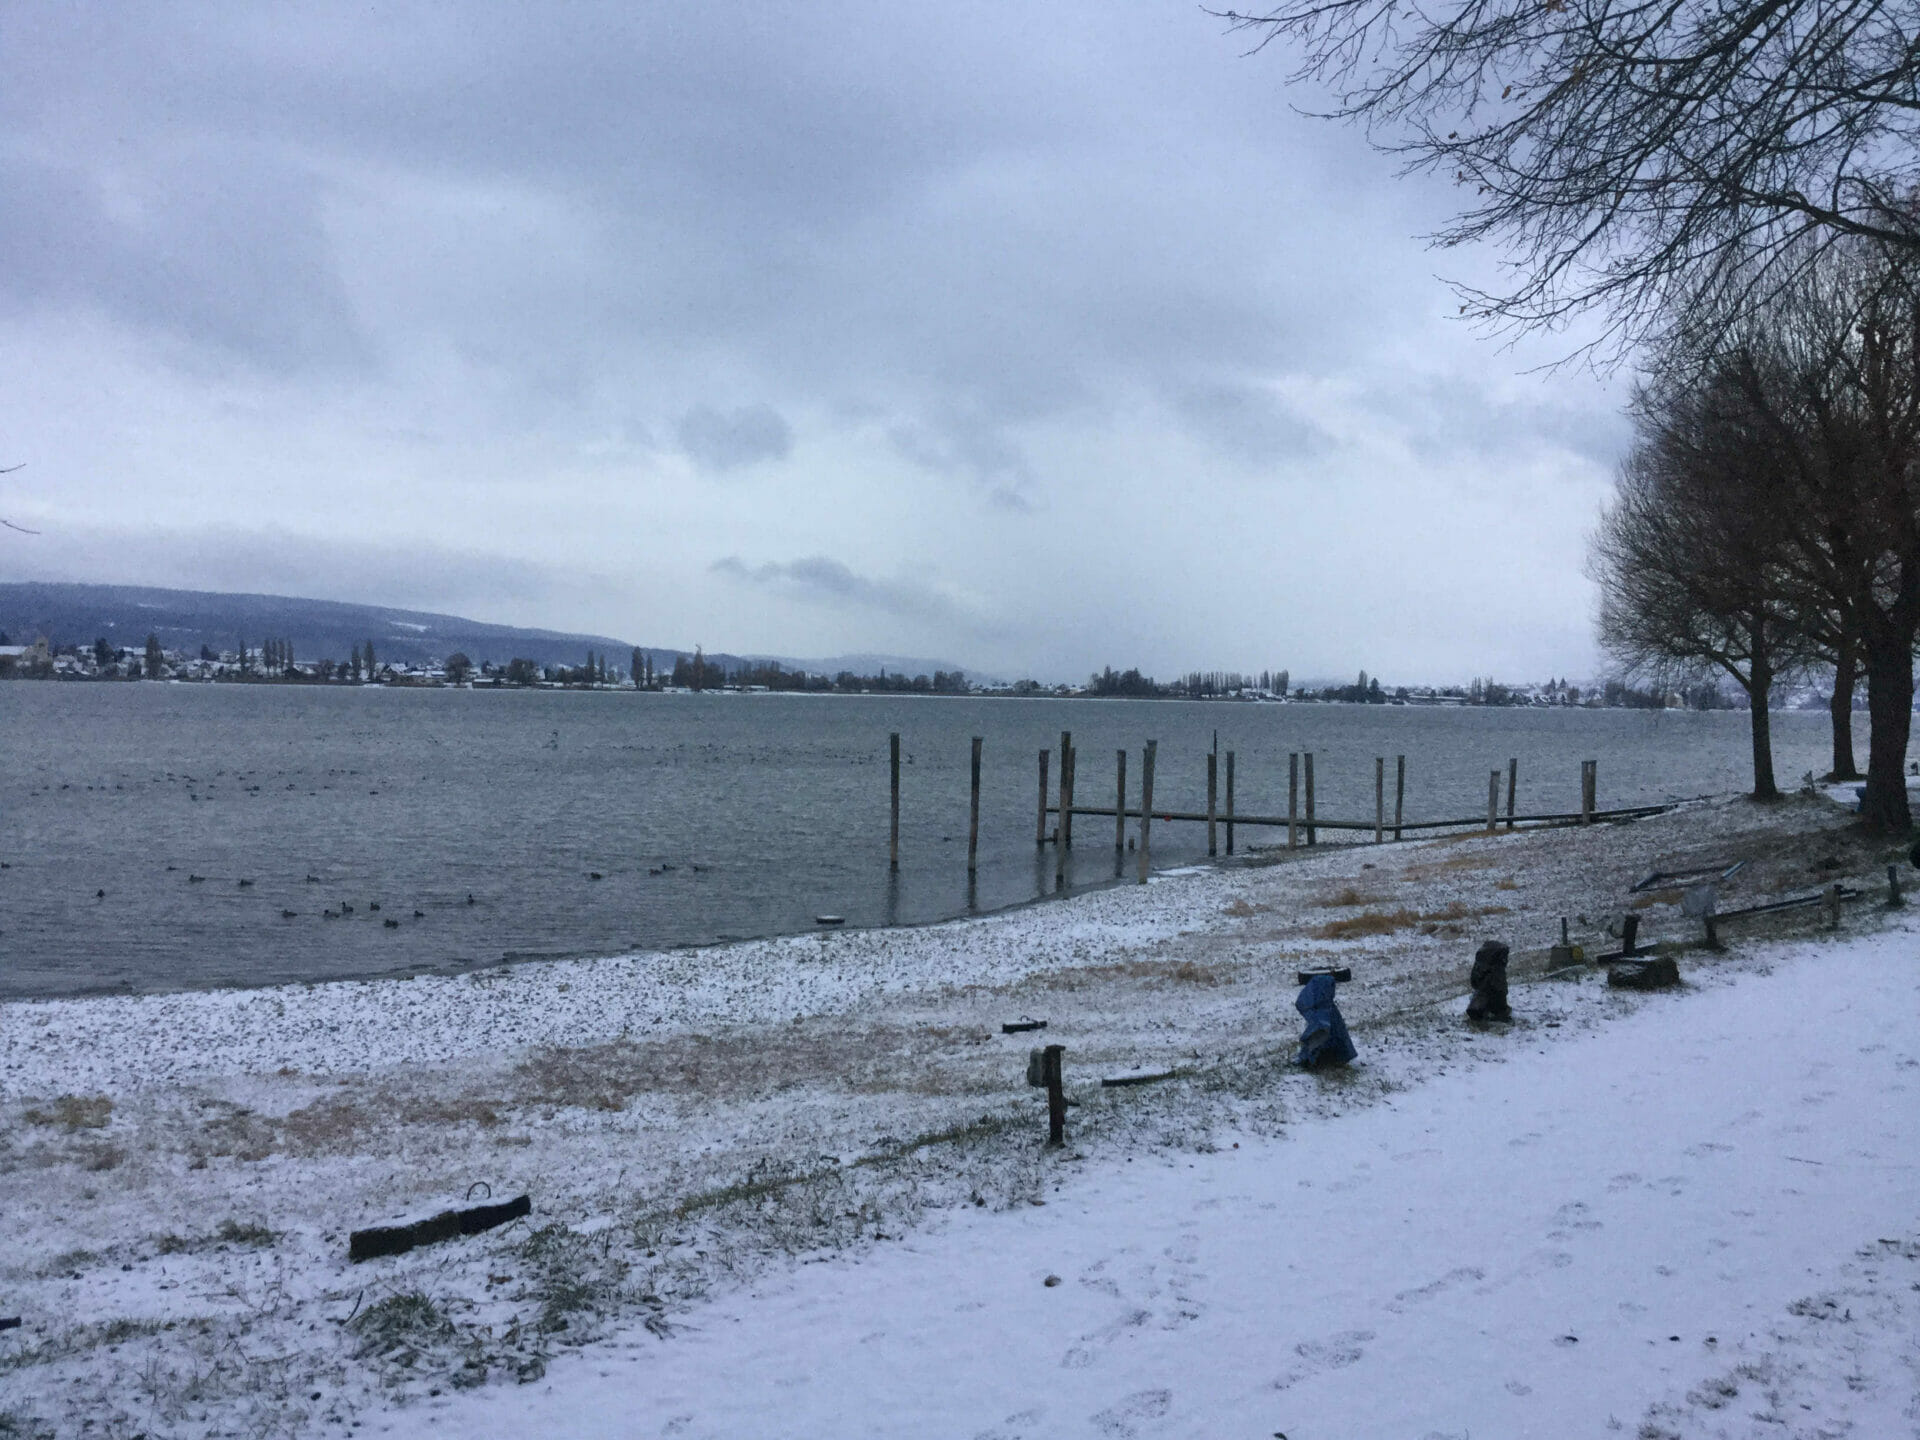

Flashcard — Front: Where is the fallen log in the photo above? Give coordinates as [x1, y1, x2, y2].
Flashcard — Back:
[349, 1194, 532, 1263]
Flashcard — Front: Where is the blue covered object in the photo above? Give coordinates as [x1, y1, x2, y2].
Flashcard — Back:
[1295, 973, 1356, 1068]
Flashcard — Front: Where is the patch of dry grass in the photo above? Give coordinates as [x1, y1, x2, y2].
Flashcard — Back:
[1319, 886, 1387, 908]
[1221, 898, 1266, 918]
[23, 1095, 112, 1130]
[1311, 901, 1511, 941]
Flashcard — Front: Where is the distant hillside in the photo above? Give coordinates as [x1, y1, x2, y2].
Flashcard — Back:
[0, 582, 976, 679]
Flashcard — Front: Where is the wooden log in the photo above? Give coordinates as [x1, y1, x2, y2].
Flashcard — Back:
[349, 1194, 532, 1263]
[889, 733, 901, 873]
[1225, 751, 1236, 856]
[1374, 756, 1384, 843]
[1001, 1019, 1047, 1034]
[1114, 749, 1127, 851]
[1394, 754, 1406, 841]
[1304, 752, 1316, 846]
[1487, 770, 1500, 833]
[1295, 967, 1352, 984]
[968, 735, 982, 876]
[1607, 958, 1679, 990]
[1100, 1070, 1179, 1088]
[1137, 741, 1157, 883]
[1206, 752, 1218, 857]
[1506, 757, 1518, 830]
[1036, 748, 1050, 847]
[1288, 752, 1299, 849]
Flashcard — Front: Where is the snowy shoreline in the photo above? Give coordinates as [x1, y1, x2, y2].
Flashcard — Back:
[1, 789, 1908, 1436]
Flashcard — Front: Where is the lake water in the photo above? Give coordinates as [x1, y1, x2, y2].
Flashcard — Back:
[0, 685, 1843, 998]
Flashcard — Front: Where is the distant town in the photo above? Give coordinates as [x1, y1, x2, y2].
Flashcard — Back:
[0, 629, 1764, 708]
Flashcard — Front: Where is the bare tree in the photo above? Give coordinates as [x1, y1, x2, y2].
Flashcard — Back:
[1592, 373, 1805, 797]
[1224, 0, 1920, 349]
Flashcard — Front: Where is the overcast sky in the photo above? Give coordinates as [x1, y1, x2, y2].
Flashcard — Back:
[0, 2, 1627, 682]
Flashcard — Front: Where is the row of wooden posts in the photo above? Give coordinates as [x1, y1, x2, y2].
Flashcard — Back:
[888, 733, 1647, 882]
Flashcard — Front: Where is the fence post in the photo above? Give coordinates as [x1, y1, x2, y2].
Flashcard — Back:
[1288, 752, 1299, 849]
[968, 736, 982, 876]
[1580, 760, 1596, 825]
[1225, 751, 1236, 856]
[1487, 770, 1499, 833]
[1137, 741, 1157, 883]
[1374, 757, 1385, 843]
[1036, 748, 1050, 847]
[1206, 752, 1218, 857]
[1114, 749, 1127, 852]
[1304, 753, 1316, 846]
[1043, 1044, 1066, 1146]
[890, 733, 901, 872]
[1505, 757, 1518, 830]
[1394, 755, 1405, 841]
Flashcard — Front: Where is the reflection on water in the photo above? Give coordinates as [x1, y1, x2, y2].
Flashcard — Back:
[0, 685, 1838, 997]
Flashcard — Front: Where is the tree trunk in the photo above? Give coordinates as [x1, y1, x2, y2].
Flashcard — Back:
[1747, 630, 1779, 800]
[1858, 626, 1915, 833]
[1827, 644, 1861, 781]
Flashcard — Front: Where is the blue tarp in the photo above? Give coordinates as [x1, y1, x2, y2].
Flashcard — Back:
[1295, 973, 1356, 1068]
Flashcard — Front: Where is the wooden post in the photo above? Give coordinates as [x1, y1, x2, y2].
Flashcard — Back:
[1826, 882, 1842, 930]
[1043, 1044, 1065, 1146]
[967, 736, 982, 876]
[1287, 752, 1299, 848]
[1505, 757, 1518, 830]
[1036, 748, 1050, 847]
[1374, 757, 1384, 843]
[1225, 751, 1236, 856]
[1206, 753, 1218, 856]
[1058, 731, 1073, 850]
[1889, 864, 1904, 908]
[1137, 741, 1156, 883]
[1394, 755, 1405, 842]
[1487, 770, 1499, 833]
[889, 732, 901, 872]
[1114, 749, 1127, 852]
[1304, 753, 1316, 846]
[1580, 759, 1596, 824]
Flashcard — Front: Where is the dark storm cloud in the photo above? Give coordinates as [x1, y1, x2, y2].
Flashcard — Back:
[676, 404, 794, 474]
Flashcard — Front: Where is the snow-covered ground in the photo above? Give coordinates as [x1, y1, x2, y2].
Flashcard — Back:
[2, 792, 1913, 1437]
[386, 924, 1920, 1440]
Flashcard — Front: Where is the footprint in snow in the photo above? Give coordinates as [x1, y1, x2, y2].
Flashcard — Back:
[1090, 1388, 1172, 1438]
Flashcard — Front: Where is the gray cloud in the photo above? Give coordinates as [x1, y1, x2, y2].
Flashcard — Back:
[711, 555, 1004, 639]
[676, 404, 793, 473]
[0, 2, 1626, 680]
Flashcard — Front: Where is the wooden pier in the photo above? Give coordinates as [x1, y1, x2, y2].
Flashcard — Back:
[885, 735, 1676, 881]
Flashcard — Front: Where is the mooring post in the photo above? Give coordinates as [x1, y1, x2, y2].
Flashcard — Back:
[968, 736, 982, 876]
[1114, 748, 1127, 852]
[1225, 751, 1236, 856]
[890, 732, 901, 872]
[1374, 756, 1385, 843]
[1304, 752, 1316, 846]
[1288, 752, 1299, 849]
[1394, 754, 1405, 841]
[1036, 748, 1050, 847]
[1137, 741, 1157, 883]
[1506, 757, 1518, 830]
[1206, 752, 1218, 857]
[1580, 759, 1596, 825]
[1487, 770, 1499, 834]
[1043, 1043, 1066, 1146]
[1058, 731, 1073, 852]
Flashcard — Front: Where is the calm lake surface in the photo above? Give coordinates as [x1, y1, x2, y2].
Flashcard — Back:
[0, 685, 1842, 998]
